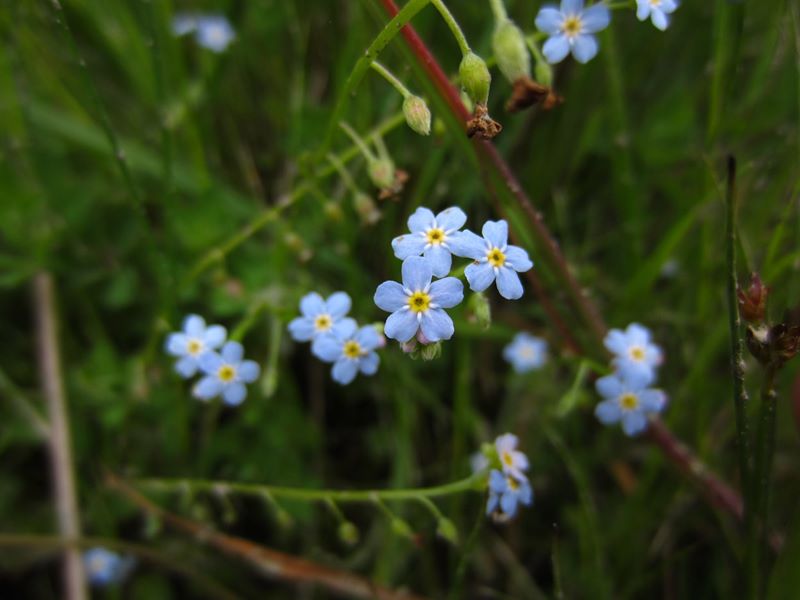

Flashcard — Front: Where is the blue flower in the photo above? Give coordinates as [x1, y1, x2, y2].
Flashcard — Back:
[595, 371, 667, 436]
[495, 433, 530, 480]
[312, 325, 381, 385]
[172, 13, 235, 53]
[193, 341, 260, 406]
[636, 0, 678, 31]
[486, 469, 533, 520]
[391, 206, 468, 277]
[503, 333, 547, 373]
[604, 323, 663, 383]
[83, 548, 134, 587]
[448, 220, 533, 300]
[288, 292, 357, 343]
[535, 0, 611, 64]
[165, 315, 227, 378]
[374, 256, 464, 343]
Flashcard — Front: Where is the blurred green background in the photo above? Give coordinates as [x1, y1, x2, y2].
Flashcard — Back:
[1, 0, 799, 597]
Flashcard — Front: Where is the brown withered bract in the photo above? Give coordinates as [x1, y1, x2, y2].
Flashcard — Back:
[377, 169, 409, 201]
[737, 272, 769, 323]
[466, 104, 503, 140]
[506, 77, 564, 113]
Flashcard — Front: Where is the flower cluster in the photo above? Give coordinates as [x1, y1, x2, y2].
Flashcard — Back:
[83, 548, 134, 587]
[165, 315, 260, 406]
[288, 292, 383, 385]
[376, 207, 533, 348]
[534, 0, 680, 65]
[503, 333, 548, 373]
[484, 434, 533, 521]
[172, 13, 235, 53]
[595, 323, 667, 436]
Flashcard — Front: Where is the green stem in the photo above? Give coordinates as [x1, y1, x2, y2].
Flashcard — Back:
[430, 0, 471, 56]
[339, 121, 378, 162]
[488, 0, 508, 22]
[327, 153, 361, 194]
[371, 60, 412, 98]
[448, 505, 484, 600]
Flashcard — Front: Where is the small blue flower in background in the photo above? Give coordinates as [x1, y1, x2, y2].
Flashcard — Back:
[470, 451, 490, 474]
[486, 469, 533, 521]
[288, 292, 357, 343]
[503, 333, 548, 373]
[165, 315, 227, 378]
[391, 206, 468, 277]
[604, 323, 663, 383]
[636, 0, 678, 31]
[495, 433, 530, 480]
[193, 341, 260, 406]
[312, 325, 381, 385]
[374, 256, 464, 343]
[172, 14, 236, 53]
[448, 220, 533, 300]
[595, 371, 667, 436]
[535, 0, 611, 64]
[84, 547, 134, 587]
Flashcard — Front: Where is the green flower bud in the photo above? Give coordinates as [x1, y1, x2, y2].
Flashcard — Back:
[459, 52, 491, 106]
[390, 517, 414, 539]
[419, 341, 442, 361]
[338, 521, 360, 546]
[402, 95, 431, 136]
[492, 20, 531, 83]
[467, 292, 491, 330]
[368, 158, 396, 190]
[353, 193, 381, 225]
[436, 517, 459, 545]
[534, 59, 553, 87]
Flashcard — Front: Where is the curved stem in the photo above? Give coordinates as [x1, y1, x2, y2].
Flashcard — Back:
[371, 61, 412, 98]
[430, 0, 471, 56]
[339, 121, 378, 161]
[488, 0, 508, 22]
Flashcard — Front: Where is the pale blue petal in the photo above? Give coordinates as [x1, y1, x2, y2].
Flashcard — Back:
[166, 333, 188, 356]
[203, 325, 227, 348]
[424, 244, 452, 278]
[359, 352, 380, 375]
[325, 292, 351, 317]
[384, 310, 418, 342]
[331, 317, 357, 339]
[175, 356, 198, 378]
[572, 34, 599, 63]
[332, 359, 359, 385]
[496, 268, 524, 300]
[312, 335, 342, 362]
[238, 360, 260, 383]
[196, 17, 235, 52]
[595, 399, 622, 424]
[543, 34, 571, 64]
[561, 0, 584, 14]
[505, 245, 533, 272]
[436, 206, 467, 231]
[447, 230, 486, 259]
[354, 326, 380, 350]
[595, 374, 624, 398]
[222, 383, 247, 406]
[172, 14, 198, 36]
[184, 314, 205, 336]
[300, 292, 325, 317]
[500, 490, 519, 517]
[429, 277, 463, 308]
[640, 390, 667, 413]
[581, 5, 610, 32]
[535, 7, 564, 34]
[636, 2, 650, 20]
[622, 411, 648, 436]
[392, 233, 427, 259]
[288, 316, 315, 342]
[489, 469, 507, 492]
[519, 481, 533, 506]
[652, 9, 669, 30]
[374, 281, 408, 312]
[482, 220, 508, 248]
[420, 308, 455, 342]
[661, 0, 678, 12]
[603, 329, 628, 355]
[198, 351, 224, 374]
[221, 341, 243, 363]
[613, 360, 656, 387]
[627, 323, 651, 345]
[465, 262, 496, 292]
[401, 256, 432, 291]
[486, 492, 500, 515]
[407, 207, 435, 233]
[193, 376, 222, 400]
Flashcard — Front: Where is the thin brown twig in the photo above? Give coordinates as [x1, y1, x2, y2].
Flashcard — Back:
[107, 475, 427, 600]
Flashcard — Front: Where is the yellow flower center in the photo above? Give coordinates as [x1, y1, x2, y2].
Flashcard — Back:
[487, 247, 506, 268]
[408, 291, 431, 313]
[502, 451, 514, 466]
[649, 0, 661, 6]
[507, 477, 520, 491]
[426, 228, 446, 245]
[620, 393, 639, 411]
[562, 15, 582, 37]
[218, 365, 237, 382]
[314, 314, 332, 332]
[187, 339, 204, 355]
[343, 340, 363, 359]
[629, 346, 645, 361]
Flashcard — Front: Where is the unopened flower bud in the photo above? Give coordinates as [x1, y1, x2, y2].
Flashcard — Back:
[419, 341, 442, 361]
[338, 521, 360, 546]
[493, 20, 531, 83]
[436, 517, 459, 545]
[353, 193, 381, 225]
[368, 158, 396, 190]
[402, 95, 431, 136]
[390, 518, 414, 539]
[467, 292, 491, 330]
[534, 58, 553, 87]
[459, 52, 491, 106]
[737, 273, 769, 323]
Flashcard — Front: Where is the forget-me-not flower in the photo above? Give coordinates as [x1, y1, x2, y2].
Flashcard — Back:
[165, 314, 227, 378]
[636, 0, 678, 31]
[486, 469, 533, 520]
[503, 333, 548, 373]
[374, 256, 464, 343]
[193, 341, 260, 406]
[172, 14, 235, 53]
[495, 433, 530, 480]
[288, 292, 357, 343]
[448, 220, 533, 300]
[604, 323, 663, 383]
[535, 0, 611, 64]
[595, 371, 667, 436]
[84, 548, 134, 587]
[312, 324, 381, 385]
[391, 206, 468, 277]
